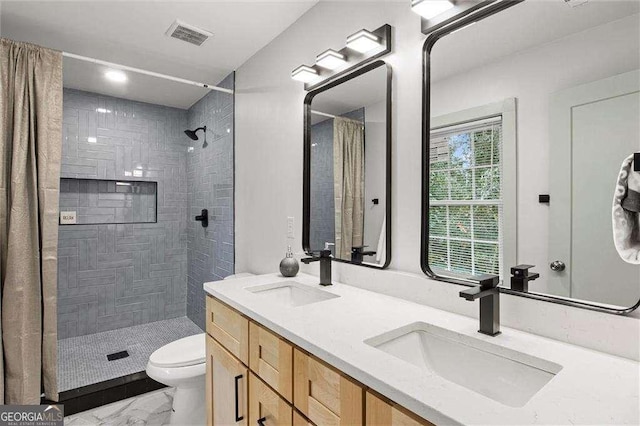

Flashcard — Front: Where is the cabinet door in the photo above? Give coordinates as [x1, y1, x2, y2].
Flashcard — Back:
[250, 321, 293, 402]
[293, 349, 363, 426]
[207, 296, 249, 364]
[206, 335, 248, 426]
[365, 391, 434, 426]
[249, 373, 292, 426]
[293, 410, 315, 426]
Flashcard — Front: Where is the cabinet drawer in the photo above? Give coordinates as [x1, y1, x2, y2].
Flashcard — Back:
[249, 373, 292, 426]
[365, 391, 434, 426]
[206, 336, 248, 426]
[293, 349, 363, 426]
[207, 296, 249, 364]
[250, 321, 293, 402]
[293, 410, 315, 426]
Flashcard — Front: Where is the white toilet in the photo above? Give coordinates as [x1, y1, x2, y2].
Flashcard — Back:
[146, 333, 206, 425]
[147, 273, 254, 425]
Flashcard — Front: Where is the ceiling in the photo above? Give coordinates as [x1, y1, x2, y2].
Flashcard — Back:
[0, 0, 318, 109]
[431, 0, 640, 82]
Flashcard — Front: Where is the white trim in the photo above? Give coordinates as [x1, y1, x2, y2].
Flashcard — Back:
[62, 52, 234, 94]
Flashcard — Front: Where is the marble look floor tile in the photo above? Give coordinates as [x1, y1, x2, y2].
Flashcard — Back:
[64, 388, 174, 426]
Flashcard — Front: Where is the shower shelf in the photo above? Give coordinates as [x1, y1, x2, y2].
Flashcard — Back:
[59, 177, 158, 225]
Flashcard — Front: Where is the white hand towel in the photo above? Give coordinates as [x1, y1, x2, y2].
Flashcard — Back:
[612, 154, 640, 264]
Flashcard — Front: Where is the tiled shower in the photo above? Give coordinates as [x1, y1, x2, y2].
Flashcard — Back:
[57, 73, 234, 394]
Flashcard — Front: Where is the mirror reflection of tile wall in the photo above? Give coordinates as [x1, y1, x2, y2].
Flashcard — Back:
[308, 64, 388, 267]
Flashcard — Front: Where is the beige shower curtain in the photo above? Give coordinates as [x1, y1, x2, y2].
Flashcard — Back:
[333, 117, 364, 260]
[0, 38, 62, 404]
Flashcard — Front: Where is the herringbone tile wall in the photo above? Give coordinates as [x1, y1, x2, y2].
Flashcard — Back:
[186, 73, 235, 329]
[58, 89, 190, 339]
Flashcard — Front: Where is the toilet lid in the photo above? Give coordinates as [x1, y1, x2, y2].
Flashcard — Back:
[149, 333, 206, 368]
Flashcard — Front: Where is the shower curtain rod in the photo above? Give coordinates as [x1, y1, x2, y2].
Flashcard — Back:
[62, 52, 234, 95]
[311, 110, 363, 122]
[311, 110, 336, 118]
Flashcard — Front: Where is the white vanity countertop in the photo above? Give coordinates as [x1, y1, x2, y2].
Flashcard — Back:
[204, 273, 639, 425]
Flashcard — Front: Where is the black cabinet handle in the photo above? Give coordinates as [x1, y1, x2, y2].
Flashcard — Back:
[257, 417, 267, 426]
[234, 374, 244, 422]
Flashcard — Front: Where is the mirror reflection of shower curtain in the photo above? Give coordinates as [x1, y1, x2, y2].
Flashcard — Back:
[333, 117, 364, 260]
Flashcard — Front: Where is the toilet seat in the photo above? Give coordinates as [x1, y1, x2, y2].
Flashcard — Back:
[149, 333, 205, 368]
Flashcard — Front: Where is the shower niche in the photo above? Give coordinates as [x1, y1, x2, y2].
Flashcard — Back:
[59, 178, 157, 225]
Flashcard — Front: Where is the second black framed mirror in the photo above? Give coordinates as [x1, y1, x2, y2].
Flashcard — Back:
[303, 60, 392, 269]
[420, 0, 640, 314]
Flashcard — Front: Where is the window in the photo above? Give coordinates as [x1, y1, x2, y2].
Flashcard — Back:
[429, 116, 504, 279]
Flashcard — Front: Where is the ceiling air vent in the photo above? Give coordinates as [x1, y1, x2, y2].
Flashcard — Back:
[165, 20, 213, 46]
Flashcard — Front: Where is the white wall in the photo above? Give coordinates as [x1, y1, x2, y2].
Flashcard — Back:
[236, 1, 424, 275]
[235, 2, 639, 361]
[430, 14, 640, 297]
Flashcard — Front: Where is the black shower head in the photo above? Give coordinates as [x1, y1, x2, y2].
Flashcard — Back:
[184, 126, 206, 141]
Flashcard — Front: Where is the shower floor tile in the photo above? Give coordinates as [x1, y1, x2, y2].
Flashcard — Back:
[58, 317, 202, 392]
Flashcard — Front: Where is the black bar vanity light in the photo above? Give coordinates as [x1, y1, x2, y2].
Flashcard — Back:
[315, 49, 347, 70]
[290, 24, 392, 91]
[345, 29, 382, 53]
[411, 0, 501, 35]
[411, 0, 455, 19]
[291, 65, 319, 83]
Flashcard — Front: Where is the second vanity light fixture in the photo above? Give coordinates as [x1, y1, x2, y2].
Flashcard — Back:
[412, 0, 497, 35]
[291, 24, 391, 90]
[411, 0, 455, 19]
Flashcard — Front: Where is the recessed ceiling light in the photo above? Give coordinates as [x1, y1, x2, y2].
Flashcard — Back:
[411, 0, 455, 19]
[291, 65, 319, 83]
[346, 30, 381, 53]
[316, 49, 346, 70]
[105, 69, 127, 83]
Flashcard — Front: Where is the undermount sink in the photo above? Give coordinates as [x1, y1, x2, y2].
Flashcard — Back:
[365, 322, 562, 408]
[244, 281, 340, 308]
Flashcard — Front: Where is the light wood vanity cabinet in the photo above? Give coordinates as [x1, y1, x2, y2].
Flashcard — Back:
[206, 336, 248, 426]
[366, 391, 434, 426]
[205, 295, 432, 426]
[206, 296, 249, 364]
[250, 322, 293, 403]
[249, 372, 292, 426]
[293, 348, 363, 426]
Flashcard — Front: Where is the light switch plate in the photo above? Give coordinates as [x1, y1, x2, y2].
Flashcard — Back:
[287, 216, 295, 239]
[60, 211, 77, 225]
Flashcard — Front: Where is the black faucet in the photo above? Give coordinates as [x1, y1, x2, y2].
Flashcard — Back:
[459, 274, 501, 336]
[301, 249, 332, 286]
[510, 264, 539, 292]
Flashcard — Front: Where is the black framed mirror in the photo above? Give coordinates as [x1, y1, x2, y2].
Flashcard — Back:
[303, 60, 392, 269]
[421, 0, 640, 314]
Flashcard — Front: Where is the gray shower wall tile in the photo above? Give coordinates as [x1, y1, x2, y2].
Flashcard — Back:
[186, 72, 235, 330]
[58, 89, 189, 339]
